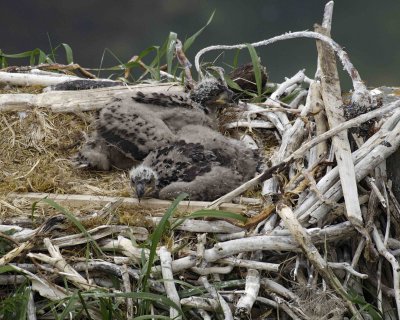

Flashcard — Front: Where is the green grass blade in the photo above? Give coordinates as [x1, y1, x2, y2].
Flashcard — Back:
[153, 46, 161, 81]
[186, 209, 246, 221]
[38, 50, 49, 64]
[0, 50, 41, 59]
[77, 291, 93, 320]
[171, 209, 247, 230]
[149, 37, 168, 69]
[280, 88, 302, 103]
[61, 43, 74, 64]
[183, 10, 215, 52]
[59, 293, 80, 320]
[232, 48, 241, 69]
[224, 74, 243, 92]
[166, 32, 177, 75]
[82, 291, 184, 317]
[32, 198, 104, 255]
[13, 286, 30, 320]
[0, 265, 16, 273]
[246, 43, 262, 97]
[142, 193, 188, 290]
[0, 50, 7, 68]
[29, 50, 37, 65]
[47, 32, 56, 63]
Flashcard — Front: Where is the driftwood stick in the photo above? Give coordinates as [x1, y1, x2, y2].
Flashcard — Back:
[203, 222, 354, 262]
[260, 278, 300, 303]
[372, 226, 400, 319]
[159, 246, 181, 320]
[344, 238, 366, 287]
[234, 269, 260, 319]
[316, 23, 363, 226]
[322, 1, 334, 31]
[180, 296, 219, 311]
[121, 264, 134, 319]
[0, 71, 81, 86]
[10, 264, 69, 300]
[218, 257, 279, 272]
[327, 262, 367, 279]
[257, 296, 303, 319]
[307, 81, 328, 167]
[224, 120, 274, 130]
[0, 83, 184, 112]
[197, 309, 212, 320]
[7, 192, 246, 214]
[276, 202, 363, 319]
[147, 217, 243, 234]
[102, 236, 150, 263]
[191, 265, 233, 276]
[195, 31, 372, 107]
[269, 70, 305, 103]
[244, 103, 285, 134]
[149, 222, 353, 274]
[200, 276, 233, 320]
[27, 287, 37, 320]
[28, 238, 94, 291]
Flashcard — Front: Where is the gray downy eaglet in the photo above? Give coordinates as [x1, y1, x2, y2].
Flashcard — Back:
[74, 77, 233, 170]
[129, 125, 259, 201]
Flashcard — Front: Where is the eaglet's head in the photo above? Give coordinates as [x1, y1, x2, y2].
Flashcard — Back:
[129, 165, 158, 200]
[190, 77, 233, 108]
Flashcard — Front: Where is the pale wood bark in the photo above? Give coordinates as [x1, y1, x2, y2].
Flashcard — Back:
[315, 24, 363, 226]
[0, 83, 183, 112]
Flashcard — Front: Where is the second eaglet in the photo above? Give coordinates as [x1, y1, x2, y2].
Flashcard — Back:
[129, 125, 259, 201]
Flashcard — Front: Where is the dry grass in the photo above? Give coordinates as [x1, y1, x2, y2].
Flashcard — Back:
[0, 107, 132, 201]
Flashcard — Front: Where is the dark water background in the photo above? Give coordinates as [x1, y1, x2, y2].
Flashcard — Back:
[1, 0, 399, 89]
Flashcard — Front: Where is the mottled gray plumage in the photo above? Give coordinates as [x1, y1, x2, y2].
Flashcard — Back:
[74, 132, 136, 171]
[75, 78, 233, 170]
[129, 125, 258, 201]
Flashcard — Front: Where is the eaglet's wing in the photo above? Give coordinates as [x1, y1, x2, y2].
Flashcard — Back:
[97, 102, 176, 161]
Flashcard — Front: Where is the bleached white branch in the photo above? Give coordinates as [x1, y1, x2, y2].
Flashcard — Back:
[218, 257, 279, 272]
[147, 217, 243, 234]
[195, 30, 371, 106]
[269, 70, 305, 102]
[322, 1, 334, 31]
[200, 277, 233, 320]
[27, 238, 94, 291]
[0, 71, 81, 86]
[327, 262, 368, 279]
[289, 90, 308, 109]
[180, 296, 219, 311]
[159, 246, 181, 320]
[372, 226, 400, 319]
[102, 236, 150, 263]
[27, 287, 37, 320]
[224, 120, 274, 130]
[235, 269, 260, 318]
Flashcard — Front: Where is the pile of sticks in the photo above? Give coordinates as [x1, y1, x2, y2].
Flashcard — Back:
[1, 1, 400, 319]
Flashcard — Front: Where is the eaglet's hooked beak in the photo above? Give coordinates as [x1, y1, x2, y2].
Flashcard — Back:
[214, 89, 234, 105]
[134, 182, 145, 202]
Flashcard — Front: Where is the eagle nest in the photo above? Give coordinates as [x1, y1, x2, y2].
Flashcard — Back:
[1, 4, 400, 318]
